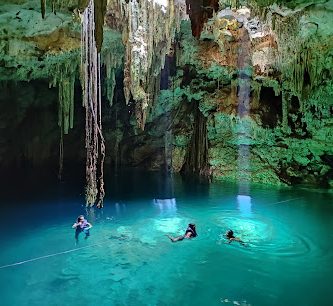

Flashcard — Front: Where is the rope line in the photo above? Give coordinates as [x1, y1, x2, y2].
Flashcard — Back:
[266, 197, 302, 206]
[0, 239, 109, 270]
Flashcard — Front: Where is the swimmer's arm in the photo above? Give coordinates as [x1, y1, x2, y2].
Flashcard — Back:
[86, 222, 93, 229]
[185, 232, 192, 238]
[72, 222, 79, 229]
[233, 237, 246, 245]
[234, 237, 244, 243]
[167, 234, 184, 242]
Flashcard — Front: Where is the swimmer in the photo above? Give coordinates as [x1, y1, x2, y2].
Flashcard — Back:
[72, 215, 92, 242]
[225, 229, 245, 245]
[167, 223, 197, 242]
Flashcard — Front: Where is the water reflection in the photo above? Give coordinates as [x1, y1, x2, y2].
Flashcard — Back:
[237, 180, 252, 216]
[237, 194, 252, 216]
[115, 202, 127, 216]
[153, 198, 177, 214]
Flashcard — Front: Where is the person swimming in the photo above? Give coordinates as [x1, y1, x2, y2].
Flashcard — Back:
[225, 229, 245, 245]
[167, 223, 197, 242]
[72, 215, 92, 242]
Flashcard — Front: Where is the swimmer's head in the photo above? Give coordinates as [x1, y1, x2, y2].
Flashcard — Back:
[226, 229, 234, 238]
[188, 223, 196, 230]
[77, 215, 85, 222]
[188, 223, 197, 236]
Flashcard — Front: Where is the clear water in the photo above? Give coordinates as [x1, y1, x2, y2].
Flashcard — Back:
[1, 171, 333, 306]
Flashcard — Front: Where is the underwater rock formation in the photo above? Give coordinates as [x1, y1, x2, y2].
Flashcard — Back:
[0, 0, 333, 192]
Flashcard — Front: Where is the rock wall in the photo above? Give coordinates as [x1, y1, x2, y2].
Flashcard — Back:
[0, 0, 332, 190]
[119, 2, 333, 188]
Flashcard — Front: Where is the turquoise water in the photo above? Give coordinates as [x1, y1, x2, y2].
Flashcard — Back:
[1, 173, 333, 306]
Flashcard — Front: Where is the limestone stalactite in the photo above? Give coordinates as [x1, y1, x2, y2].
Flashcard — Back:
[94, 0, 108, 52]
[41, 0, 46, 19]
[185, 0, 219, 37]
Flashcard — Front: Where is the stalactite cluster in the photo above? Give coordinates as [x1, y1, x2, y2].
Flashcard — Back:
[101, 47, 124, 105]
[49, 59, 78, 179]
[274, 19, 325, 130]
[219, 0, 301, 10]
[58, 76, 75, 133]
[40, 0, 79, 18]
[50, 61, 78, 135]
[81, 0, 105, 208]
[244, 2, 332, 132]
[109, 0, 186, 130]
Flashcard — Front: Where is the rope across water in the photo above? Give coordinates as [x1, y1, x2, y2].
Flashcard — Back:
[0, 239, 110, 270]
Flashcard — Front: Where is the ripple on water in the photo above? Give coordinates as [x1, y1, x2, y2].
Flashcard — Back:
[215, 212, 318, 258]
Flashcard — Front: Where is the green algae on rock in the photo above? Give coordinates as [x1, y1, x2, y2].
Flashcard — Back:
[0, 0, 332, 194]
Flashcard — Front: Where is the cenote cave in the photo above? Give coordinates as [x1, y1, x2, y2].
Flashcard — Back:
[1, 0, 333, 305]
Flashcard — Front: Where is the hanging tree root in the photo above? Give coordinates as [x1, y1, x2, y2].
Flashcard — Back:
[82, 1, 106, 207]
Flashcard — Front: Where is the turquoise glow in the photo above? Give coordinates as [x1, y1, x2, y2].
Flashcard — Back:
[1, 177, 333, 305]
